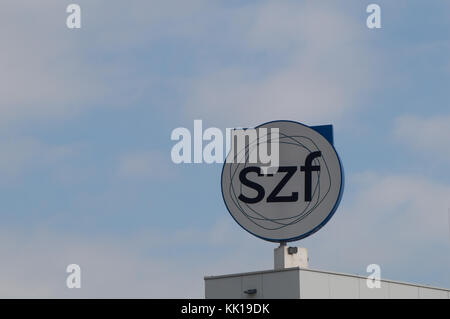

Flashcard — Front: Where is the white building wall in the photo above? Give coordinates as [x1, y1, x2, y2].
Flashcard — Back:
[205, 267, 450, 299]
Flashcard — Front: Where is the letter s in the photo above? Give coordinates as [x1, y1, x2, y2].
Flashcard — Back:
[238, 167, 265, 204]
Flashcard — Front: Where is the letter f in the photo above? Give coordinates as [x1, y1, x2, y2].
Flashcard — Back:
[300, 151, 321, 202]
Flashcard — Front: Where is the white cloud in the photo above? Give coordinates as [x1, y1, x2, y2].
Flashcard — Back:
[394, 115, 450, 159]
[0, 229, 200, 298]
[185, 1, 378, 127]
[0, 137, 78, 180]
[0, 1, 108, 126]
[1, 1, 380, 129]
[301, 172, 450, 286]
[345, 173, 450, 243]
[117, 151, 175, 180]
[0, 0, 210, 126]
[0, 220, 270, 298]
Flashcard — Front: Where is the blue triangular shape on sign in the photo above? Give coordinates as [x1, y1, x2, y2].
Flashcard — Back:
[311, 125, 334, 145]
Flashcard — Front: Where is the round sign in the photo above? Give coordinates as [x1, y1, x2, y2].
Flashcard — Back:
[221, 120, 344, 242]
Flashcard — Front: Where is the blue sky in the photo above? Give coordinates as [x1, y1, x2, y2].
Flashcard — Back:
[0, 0, 449, 297]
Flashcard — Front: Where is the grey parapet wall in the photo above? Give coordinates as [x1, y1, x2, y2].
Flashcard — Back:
[204, 267, 450, 299]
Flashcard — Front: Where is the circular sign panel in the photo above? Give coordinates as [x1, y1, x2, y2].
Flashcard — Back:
[221, 120, 344, 242]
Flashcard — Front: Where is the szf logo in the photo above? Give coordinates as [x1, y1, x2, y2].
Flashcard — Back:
[221, 121, 344, 243]
[238, 151, 322, 204]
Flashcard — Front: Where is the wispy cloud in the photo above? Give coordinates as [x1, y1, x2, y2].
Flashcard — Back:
[117, 150, 176, 180]
[303, 172, 450, 287]
[394, 115, 450, 160]
[185, 1, 379, 127]
[0, 137, 78, 179]
[0, 1, 108, 126]
[0, 220, 270, 298]
[0, 0, 209, 126]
